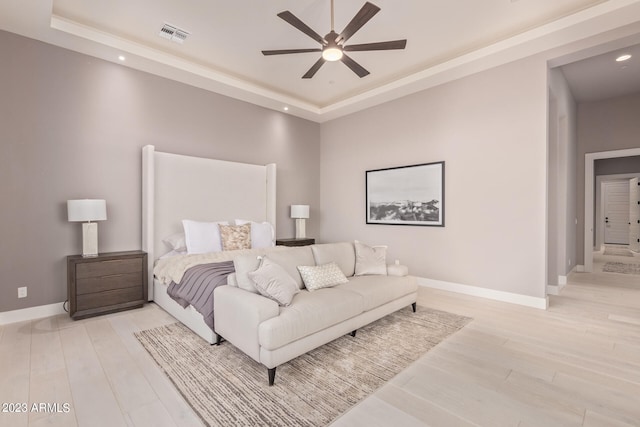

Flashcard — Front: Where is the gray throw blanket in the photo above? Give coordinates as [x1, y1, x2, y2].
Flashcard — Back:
[167, 261, 235, 331]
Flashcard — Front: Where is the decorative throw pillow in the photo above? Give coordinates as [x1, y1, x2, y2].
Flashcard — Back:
[235, 219, 275, 248]
[218, 223, 252, 251]
[182, 220, 228, 254]
[248, 257, 299, 306]
[297, 262, 349, 291]
[354, 240, 388, 276]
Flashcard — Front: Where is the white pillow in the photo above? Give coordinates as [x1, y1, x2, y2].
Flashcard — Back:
[182, 220, 228, 254]
[297, 262, 349, 291]
[354, 240, 388, 276]
[235, 219, 275, 248]
[248, 257, 299, 306]
[162, 232, 187, 252]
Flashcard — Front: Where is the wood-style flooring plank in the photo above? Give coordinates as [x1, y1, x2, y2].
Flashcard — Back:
[84, 318, 158, 414]
[28, 316, 76, 427]
[58, 324, 128, 427]
[0, 320, 31, 427]
[331, 395, 429, 427]
[108, 308, 204, 427]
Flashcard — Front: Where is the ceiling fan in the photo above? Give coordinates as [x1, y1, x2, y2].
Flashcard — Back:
[262, 0, 407, 79]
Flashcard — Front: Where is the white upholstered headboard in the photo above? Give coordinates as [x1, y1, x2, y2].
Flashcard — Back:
[142, 145, 276, 300]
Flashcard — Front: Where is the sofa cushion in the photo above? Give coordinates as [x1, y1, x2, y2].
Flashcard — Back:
[248, 257, 299, 306]
[354, 240, 387, 276]
[335, 275, 418, 311]
[297, 262, 349, 291]
[266, 247, 316, 290]
[311, 242, 356, 277]
[233, 254, 262, 293]
[258, 288, 363, 351]
[233, 246, 314, 292]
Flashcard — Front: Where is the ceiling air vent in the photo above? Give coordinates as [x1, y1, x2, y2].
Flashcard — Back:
[159, 23, 189, 44]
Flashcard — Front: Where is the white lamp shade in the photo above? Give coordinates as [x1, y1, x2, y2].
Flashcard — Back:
[67, 199, 107, 222]
[290, 205, 310, 219]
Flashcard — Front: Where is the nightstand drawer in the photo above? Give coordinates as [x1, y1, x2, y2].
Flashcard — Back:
[76, 272, 143, 295]
[76, 287, 144, 311]
[76, 258, 143, 279]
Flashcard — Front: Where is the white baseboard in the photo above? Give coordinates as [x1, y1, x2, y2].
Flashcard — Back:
[0, 302, 66, 325]
[546, 285, 561, 296]
[417, 277, 549, 309]
[576, 265, 585, 272]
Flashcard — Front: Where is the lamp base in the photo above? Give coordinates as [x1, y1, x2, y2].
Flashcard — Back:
[295, 218, 306, 239]
[82, 222, 99, 257]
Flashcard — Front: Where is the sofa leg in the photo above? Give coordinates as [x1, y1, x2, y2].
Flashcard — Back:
[350, 330, 357, 337]
[412, 302, 417, 313]
[268, 368, 276, 386]
[214, 333, 224, 346]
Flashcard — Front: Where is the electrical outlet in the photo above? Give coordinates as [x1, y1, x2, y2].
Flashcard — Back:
[18, 287, 27, 298]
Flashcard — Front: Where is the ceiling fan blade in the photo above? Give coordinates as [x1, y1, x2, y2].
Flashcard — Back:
[277, 11, 327, 45]
[338, 2, 380, 44]
[344, 39, 407, 52]
[302, 57, 326, 79]
[340, 53, 369, 78]
[262, 48, 322, 56]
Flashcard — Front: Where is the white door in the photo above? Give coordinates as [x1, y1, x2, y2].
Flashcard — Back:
[603, 181, 630, 245]
[630, 178, 640, 252]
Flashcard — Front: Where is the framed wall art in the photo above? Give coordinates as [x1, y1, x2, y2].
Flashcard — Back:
[366, 161, 444, 227]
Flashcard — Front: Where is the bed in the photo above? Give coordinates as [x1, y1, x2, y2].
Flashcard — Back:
[141, 145, 276, 344]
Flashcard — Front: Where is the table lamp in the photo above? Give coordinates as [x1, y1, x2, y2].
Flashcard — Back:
[67, 199, 107, 257]
[290, 205, 310, 239]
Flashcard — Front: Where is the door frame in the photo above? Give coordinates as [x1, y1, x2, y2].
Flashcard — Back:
[584, 148, 640, 272]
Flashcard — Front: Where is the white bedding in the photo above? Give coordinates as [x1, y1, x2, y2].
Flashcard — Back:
[153, 246, 288, 285]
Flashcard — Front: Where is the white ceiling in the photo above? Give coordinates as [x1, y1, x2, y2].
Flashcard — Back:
[2, 0, 640, 121]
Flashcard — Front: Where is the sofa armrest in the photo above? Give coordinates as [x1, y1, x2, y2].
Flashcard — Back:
[214, 285, 279, 362]
[387, 264, 409, 277]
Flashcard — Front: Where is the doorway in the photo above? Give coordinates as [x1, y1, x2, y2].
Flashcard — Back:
[584, 148, 640, 272]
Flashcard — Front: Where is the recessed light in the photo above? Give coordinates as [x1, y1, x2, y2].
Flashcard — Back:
[283, 106, 289, 111]
[118, 55, 126, 61]
[616, 54, 631, 62]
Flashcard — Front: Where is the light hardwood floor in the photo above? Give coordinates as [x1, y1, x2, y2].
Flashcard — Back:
[1, 254, 638, 427]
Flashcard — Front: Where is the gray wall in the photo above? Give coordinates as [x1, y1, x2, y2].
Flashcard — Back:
[576, 92, 640, 263]
[320, 54, 549, 298]
[595, 156, 640, 176]
[0, 30, 320, 312]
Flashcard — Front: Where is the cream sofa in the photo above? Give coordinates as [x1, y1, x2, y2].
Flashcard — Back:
[213, 242, 418, 385]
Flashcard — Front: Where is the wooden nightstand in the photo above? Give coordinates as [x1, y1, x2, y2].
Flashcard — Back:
[276, 238, 315, 247]
[67, 250, 147, 320]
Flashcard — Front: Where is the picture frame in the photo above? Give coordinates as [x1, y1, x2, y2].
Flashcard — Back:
[366, 161, 444, 227]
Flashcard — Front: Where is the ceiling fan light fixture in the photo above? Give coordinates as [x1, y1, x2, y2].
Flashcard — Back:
[322, 46, 343, 61]
[263, 2, 406, 78]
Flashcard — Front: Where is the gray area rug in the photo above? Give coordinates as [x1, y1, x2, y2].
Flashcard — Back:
[603, 262, 640, 275]
[135, 306, 471, 427]
[603, 247, 634, 257]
